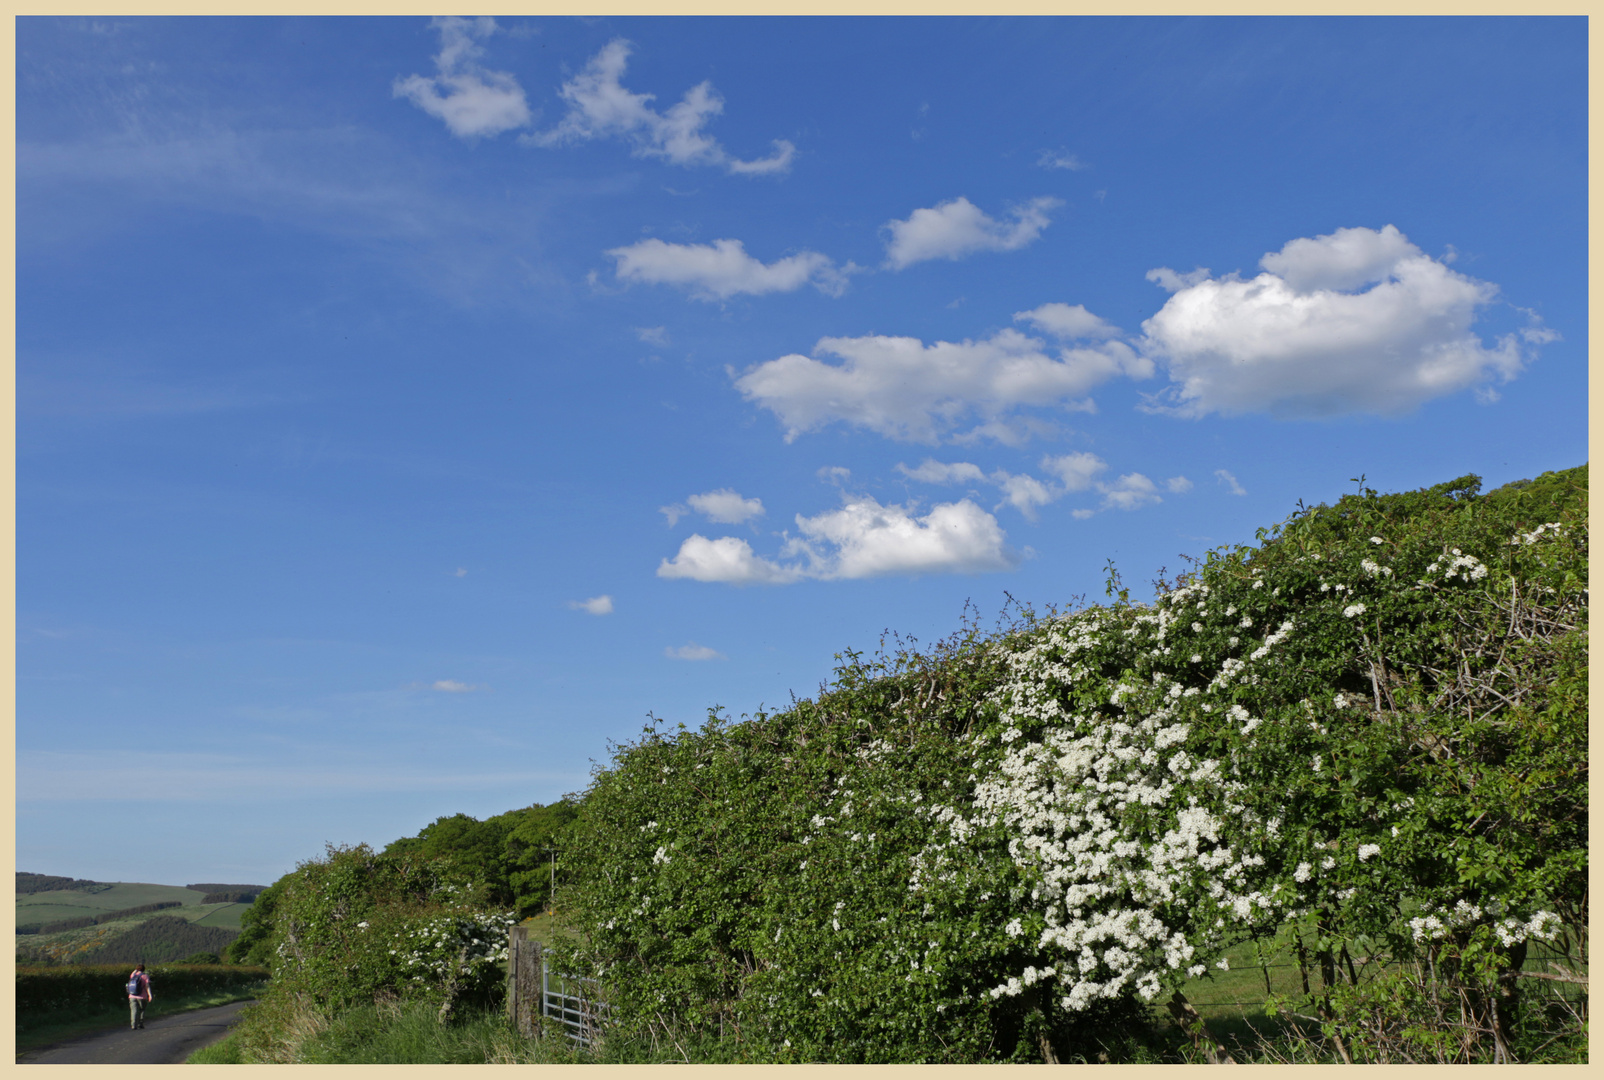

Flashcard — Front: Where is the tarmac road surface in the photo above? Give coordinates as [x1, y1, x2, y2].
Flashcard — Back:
[17, 1000, 253, 1065]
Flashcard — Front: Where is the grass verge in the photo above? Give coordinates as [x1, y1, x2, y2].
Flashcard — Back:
[187, 1032, 246, 1063]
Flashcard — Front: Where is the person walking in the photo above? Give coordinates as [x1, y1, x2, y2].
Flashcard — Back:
[126, 963, 152, 1029]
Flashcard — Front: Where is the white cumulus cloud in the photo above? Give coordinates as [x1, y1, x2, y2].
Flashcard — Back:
[665, 642, 725, 660]
[790, 496, 1015, 579]
[661, 488, 765, 526]
[394, 17, 533, 139]
[569, 595, 614, 615]
[608, 238, 850, 300]
[1015, 302, 1123, 341]
[883, 196, 1060, 269]
[688, 488, 764, 524]
[1165, 475, 1194, 494]
[1139, 225, 1537, 418]
[658, 495, 1015, 584]
[990, 472, 1057, 519]
[527, 39, 794, 175]
[657, 535, 801, 585]
[1098, 473, 1163, 511]
[734, 328, 1145, 444]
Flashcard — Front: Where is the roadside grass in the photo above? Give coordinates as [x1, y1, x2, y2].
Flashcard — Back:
[187, 1032, 246, 1063]
[252, 1000, 754, 1065]
[16, 981, 267, 1056]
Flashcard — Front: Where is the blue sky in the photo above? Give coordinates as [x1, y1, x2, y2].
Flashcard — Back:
[17, 16, 1586, 886]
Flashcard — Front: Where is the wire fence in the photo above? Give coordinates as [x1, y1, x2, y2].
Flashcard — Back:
[1175, 939, 1585, 1016]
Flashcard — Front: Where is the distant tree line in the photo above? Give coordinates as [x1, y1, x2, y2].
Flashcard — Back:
[201, 891, 260, 904]
[16, 872, 108, 894]
[188, 883, 267, 895]
[18, 901, 184, 936]
[224, 799, 579, 968]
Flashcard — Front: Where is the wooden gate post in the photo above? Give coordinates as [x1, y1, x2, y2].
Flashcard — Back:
[506, 925, 544, 1038]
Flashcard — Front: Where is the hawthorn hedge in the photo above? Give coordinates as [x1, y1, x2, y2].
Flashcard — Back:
[552, 467, 1587, 1063]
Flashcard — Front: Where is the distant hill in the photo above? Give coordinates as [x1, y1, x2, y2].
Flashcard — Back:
[65, 914, 240, 966]
[186, 883, 267, 894]
[16, 872, 109, 895]
[16, 873, 262, 965]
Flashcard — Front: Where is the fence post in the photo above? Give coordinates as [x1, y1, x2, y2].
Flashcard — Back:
[506, 925, 543, 1038]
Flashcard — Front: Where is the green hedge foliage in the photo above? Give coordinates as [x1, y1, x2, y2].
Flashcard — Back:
[16, 963, 269, 1021]
[228, 843, 516, 1062]
[553, 467, 1587, 1063]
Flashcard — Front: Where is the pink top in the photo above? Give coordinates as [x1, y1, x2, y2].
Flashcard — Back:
[128, 971, 152, 1001]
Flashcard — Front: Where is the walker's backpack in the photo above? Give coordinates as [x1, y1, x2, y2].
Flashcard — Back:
[127, 974, 142, 996]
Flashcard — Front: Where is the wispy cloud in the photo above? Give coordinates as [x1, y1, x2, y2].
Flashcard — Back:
[897, 459, 1052, 521]
[1037, 148, 1087, 170]
[18, 750, 579, 802]
[898, 452, 1185, 521]
[568, 595, 614, 615]
[431, 679, 483, 693]
[1215, 469, 1248, 496]
[19, 120, 591, 309]
[527, 39, 794, 175]
[665, 642, 725, 660]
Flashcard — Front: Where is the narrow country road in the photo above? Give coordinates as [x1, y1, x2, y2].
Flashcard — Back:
[17, 1000, 253, 1065]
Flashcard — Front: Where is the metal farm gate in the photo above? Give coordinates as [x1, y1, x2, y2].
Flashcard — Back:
[506, 924, 608, 1047]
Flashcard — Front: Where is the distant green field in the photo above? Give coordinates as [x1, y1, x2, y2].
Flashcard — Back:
[13, 903, 102, 925]
[17, 882, 206, 921]
[192, 903, 248, 930]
